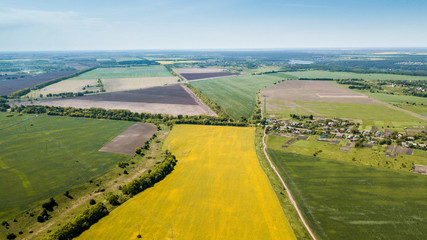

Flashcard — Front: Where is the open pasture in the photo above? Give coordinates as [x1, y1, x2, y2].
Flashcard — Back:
[190, 74, 287, 119]
[77, 125, 296, 240]
[0, 113, 132, 220]
[262, 80, 425, 123]
[286, 70, 427, 81]
[13, 85, 217, 116]
[267, 148, 427, 240]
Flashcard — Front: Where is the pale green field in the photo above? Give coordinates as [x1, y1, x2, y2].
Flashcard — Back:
[72, 66, 173, 80]
[287, 70, 427, 81]
[294, 101, 424, 122]
[77, 125, 296, 240]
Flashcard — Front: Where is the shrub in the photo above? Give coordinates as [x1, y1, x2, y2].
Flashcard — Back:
[89, 199, 96, 205]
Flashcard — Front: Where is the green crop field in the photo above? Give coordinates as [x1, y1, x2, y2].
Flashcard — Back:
[71, 66, 173, 80]
[267, 147, 427, 240]
[0, 113, 132, 220]
[286, 70, 427, 81]
[190, 74, 288, 119]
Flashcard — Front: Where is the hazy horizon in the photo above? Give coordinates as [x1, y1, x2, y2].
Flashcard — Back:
[1, 0, 427, 51]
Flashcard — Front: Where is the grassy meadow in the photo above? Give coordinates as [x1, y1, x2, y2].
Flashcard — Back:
[286, 70, 427, 81]
[190, 74, 289, 119]
[357, 91, 427, 117]
[77, 125, 296, 240]
[267, 147, 427, 240]
[0, 113, 132, 220]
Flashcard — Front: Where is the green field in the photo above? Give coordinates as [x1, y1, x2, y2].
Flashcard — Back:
[286, 70, 427, 81]
[0, 113, 132, 220]
[267, 147, 427, 240]
[190, 74, 288, 119]
[71, 66, 173, 80]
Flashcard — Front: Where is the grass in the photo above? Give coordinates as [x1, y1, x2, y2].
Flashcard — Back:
[190, 74, 288, 119]
[286, 70, 427, 81]
[77, 125, 296, 240]
[357, 91, 427, 116]
[268, 135, 426, 171]
[0, 113, 132, 220]
[71, 66, 173, 79]
[267, 147, 427, 240]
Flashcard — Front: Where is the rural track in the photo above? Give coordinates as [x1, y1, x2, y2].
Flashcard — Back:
[262, 126, 318, 240]
[180, 84, 218, 117]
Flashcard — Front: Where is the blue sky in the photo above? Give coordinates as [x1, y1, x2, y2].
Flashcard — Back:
[0, 0, 426, 51]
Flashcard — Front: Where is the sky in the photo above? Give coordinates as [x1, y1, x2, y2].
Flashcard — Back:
[0, 0, 426, 51]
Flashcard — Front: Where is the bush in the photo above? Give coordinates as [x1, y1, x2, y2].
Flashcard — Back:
[89, 199, 96, 205]
[42, 198, 58, 211]
[6, 233, 16, 239]
[106, 193, 120, 206]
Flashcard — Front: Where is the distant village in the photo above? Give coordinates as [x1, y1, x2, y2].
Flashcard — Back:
[265, 115, 427, 154]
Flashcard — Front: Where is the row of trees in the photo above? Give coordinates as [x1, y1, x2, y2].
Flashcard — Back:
[47, 202, 109, 240]
[10, 105, 249, 126]
[122, 152, 177, 196]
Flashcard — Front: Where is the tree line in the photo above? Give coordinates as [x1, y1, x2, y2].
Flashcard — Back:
[122, 151, 177, 196]
[47, 202, 109, 240]
[10, 105, 249, 126]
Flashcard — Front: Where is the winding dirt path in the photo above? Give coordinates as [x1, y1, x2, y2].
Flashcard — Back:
[262, 126, 317, 240]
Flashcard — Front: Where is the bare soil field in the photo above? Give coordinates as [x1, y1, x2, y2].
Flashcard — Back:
[180, 72, 240, 81]
[11, 85, 217, 116]
[262, 80, 377, 104]
[173, 68, 240, 81]
[261, 80, 426, 121]
[99, 123, 157, 155]
[101, 77, 179, 92]
[172, 68, 225, 74]
[0, 70, 79, 95]
[77, 84, 198, 105]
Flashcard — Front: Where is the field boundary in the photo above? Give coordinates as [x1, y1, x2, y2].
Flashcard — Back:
[262, 126, 317, 240]
[180, 84, 218, 117]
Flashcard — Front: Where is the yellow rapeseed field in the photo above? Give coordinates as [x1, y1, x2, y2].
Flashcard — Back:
[77, 125, 296, 240]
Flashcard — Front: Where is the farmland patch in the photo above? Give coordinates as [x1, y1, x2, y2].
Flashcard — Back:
[99, 123, 157, 155]
[287, 70, 427, 81]
[267, 148, 427, 240]
[0, 70, 79, 96]
[12, 85, 216, 116]
[0, 113, 132, 220]
[190, 74, 287, 119]
[262, 80, 425, 122]
[77, 125, 296, 240]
